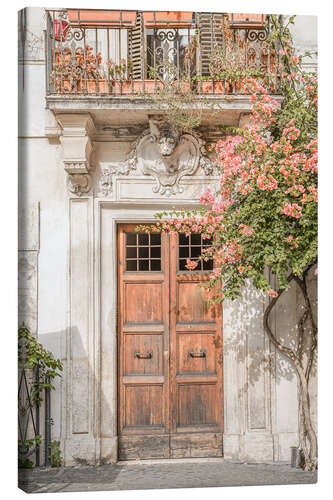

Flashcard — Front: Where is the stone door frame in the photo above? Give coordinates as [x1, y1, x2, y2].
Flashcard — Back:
[97, 201, 215, 463]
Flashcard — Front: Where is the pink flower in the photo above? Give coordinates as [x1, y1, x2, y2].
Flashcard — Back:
[257, 174, 278, 191]
[282, 203, 302, 219]
[200, 189, 215, 205]
[185, 259, 198, 271]
[239, 224, 254, 236]
[268, 289, 278, 298]
[287, 236, 299, 249]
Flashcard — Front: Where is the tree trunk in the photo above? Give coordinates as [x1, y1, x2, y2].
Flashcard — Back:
[294, 360, 318, 470]
[263, 269, 317, 470]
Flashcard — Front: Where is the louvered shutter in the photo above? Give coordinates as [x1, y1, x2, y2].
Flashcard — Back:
[127, 12, 144, 80]
[198, 13, 224, 76]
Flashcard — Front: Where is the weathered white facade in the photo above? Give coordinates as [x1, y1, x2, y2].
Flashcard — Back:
[18, 8, 317, 466]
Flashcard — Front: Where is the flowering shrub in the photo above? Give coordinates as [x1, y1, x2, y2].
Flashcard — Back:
[138, 15, 318, 470]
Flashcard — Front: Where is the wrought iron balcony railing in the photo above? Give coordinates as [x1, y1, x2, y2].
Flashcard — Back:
[45, 9, 280, 97]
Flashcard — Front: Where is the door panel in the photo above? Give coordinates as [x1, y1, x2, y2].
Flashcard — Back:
[169, 231, 223, 456]
[124, 283, 163, 323]
[118, 225, 223, 460]
[176, 332, 218, 374]
[177, 281, 216, 323]
[177, 383, 217, 426]
[124, 334, 164, 375]
[118, 225, 170, 459]
[124, 385, 165, 427]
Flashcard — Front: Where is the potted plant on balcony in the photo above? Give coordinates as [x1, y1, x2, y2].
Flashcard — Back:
[204, 22, 278, 95]
[108, 59, 164, 95]
[107, 58, 134, 94]
[206, 41, 247, 94]
[80, 45, 108, 94]
[50, 45, 107, 94]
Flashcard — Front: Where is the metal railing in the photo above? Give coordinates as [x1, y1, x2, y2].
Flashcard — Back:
[45, 9, 279, 96]
[18, 364, 52, 467]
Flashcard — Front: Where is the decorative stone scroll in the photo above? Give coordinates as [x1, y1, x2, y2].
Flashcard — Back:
[100, 120, 215, 197]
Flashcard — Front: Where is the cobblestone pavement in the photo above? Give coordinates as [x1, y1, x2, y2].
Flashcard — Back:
[18, 458, 317, 493]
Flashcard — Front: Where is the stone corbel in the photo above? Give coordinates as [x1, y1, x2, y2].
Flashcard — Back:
[57, 114, 95, 196]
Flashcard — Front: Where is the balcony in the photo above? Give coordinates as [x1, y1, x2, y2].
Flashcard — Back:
[45, 9, 280, 101]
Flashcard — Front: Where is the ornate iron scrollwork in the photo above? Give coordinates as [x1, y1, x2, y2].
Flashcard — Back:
[157, 29, 177, 42]
[247, 29, 268, 42]
[64, 26, 85, 42]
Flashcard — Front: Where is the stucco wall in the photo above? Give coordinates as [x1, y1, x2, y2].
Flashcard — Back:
[18, 8, 317, 465]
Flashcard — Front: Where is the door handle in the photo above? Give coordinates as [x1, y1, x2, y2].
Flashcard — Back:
[134, 350, 152, 359]
[188, 349, 206, 358]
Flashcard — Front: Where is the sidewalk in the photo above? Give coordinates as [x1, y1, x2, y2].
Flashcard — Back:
[18, 458, 317, 493]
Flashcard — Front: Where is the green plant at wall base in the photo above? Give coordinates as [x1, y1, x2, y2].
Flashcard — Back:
[18, 326, 63, 468]
[49, 440, 63, 467]
[18, 325, 63, 407]
[18, 435, 42, 468]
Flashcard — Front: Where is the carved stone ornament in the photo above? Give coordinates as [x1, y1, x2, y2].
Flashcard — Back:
[99, 148, 138, 196]
[100, 120, 215, 197]
[99, 166, 113, 197]
[63, 160, 92, 196]
[65, 170, 92, 196]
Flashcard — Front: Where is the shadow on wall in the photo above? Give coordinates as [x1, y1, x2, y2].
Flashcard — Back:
[36, 325, 118, 468]
[223, 283, 295, 389]
[223, 272, 317, 390]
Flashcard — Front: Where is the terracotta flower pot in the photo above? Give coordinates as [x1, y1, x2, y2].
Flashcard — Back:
[200, 81, 212, 93]
[140, 80, 163, 93]
[172, 80, 191, 93]
[201, 80, 227, 94]
[112, 80, 163, 95]
[86, 79, 110, 94]
[97, 80, 110, 93]
[113, 81, 134, 94]
[86, 80, 97, 93]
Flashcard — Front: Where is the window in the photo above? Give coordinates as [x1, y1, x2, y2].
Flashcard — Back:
[125, 232, 161, 271]
[178, 233, 213, 271]
[146, 27, 197, 80]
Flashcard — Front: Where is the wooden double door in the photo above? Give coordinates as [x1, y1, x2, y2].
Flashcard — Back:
[117, 224, 223, 460]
